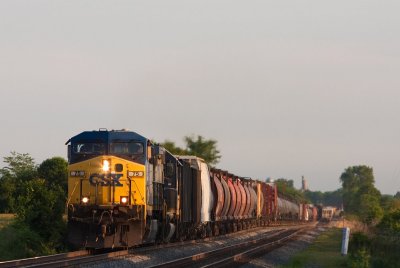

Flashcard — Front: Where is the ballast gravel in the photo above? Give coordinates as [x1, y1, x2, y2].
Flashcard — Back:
[240, 227, 327, 268]
[81, 225, 323, 268]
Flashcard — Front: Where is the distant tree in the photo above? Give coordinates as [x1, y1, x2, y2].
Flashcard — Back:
[395, 191, 400, 199]
[358, 191, 383, 225]
[378, 209, 400, 234]
[38, 157, 68, 192]
[304, 190, 324, 205]
[381, 195, 395, 211]
[275, 178, 307, 203]
[323, 189, 343, 207]
[340, 165, 382, 225]
[184, 135, 221, 166]
[340, 166, 375, 212]
[0, 152, 38, 213]
[161, 135, 221, 166]
[275, 178, 294, 188]
[161, 140, 188, 155]
[1, 151, 37, 182]
[304, 189, 343, 207]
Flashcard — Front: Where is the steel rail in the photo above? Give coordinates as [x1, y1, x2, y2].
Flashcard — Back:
[0, 250, 90, 268]
[23, 250, 129, 268]
[148, 227, 307, 268]
[201, 228, 305, 267]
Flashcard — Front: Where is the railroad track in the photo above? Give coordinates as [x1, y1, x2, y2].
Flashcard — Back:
[0, 223, 313, 267]
[148, 227, 307, 268]
[0, 250, 90, 268]
[0, 249, 130, 268]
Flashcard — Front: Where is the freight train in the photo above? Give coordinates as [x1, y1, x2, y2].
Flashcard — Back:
[321, 206, 337, 222]
[66, 129, 317, 249]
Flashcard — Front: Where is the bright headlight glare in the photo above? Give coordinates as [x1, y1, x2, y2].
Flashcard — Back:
[82, 197, 89, 203]
[102, 160, 110, 172]
[120, 196, 128, 204]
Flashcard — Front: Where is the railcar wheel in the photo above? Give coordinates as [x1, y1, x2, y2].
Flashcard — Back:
[213, 225, 219, 236]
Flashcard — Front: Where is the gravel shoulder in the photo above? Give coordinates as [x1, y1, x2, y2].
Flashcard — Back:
[240, 226, 328, 268]
[82, 225, 310, 268]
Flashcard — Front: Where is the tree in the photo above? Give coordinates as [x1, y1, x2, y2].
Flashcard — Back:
[38, 157, 68, 192]
[184, 135, 221, 166]
[14, 178, 66, 250]
[0, 176, 16, 213]
[0, 153, 68, 256]
[0, 152, 38, 213]
[161, 135, 221, 166]
[161, 140, 188, 155]
[358, 191, 383, 225]
[1, 151, 37, 182]
[378, 209, 400, 234]
[340, 165, 382, 225]
[275, 178, 307, 203]
[304, 189, 343, 207]
[304, 190, 324, 205]
[340, 165, 375, 213]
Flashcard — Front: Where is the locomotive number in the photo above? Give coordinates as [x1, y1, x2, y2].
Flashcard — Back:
[128, 171, 144, 177]
[89, 173, 123, 186]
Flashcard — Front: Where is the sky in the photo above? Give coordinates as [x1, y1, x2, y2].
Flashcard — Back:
[1, 1, 399, 194]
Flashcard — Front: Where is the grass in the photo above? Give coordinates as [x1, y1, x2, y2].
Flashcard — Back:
[282, 228, 348, 268]
[0, 214, 15, 229]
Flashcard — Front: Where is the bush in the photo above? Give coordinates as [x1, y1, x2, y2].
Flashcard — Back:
[14, 179, 67, 251]
[347, 232, 371, 268]
[0, 221, 55, 261]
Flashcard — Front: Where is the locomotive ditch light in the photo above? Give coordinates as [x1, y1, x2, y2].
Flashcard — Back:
[102, 159, 110, 172]
[82, 196, 90, 204]
[120, 196, 128, 205]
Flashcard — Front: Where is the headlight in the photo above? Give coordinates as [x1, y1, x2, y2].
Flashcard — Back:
[102, 160, 110, 172]
[82, 197, 89, 204]
[120, 196, 128, 205]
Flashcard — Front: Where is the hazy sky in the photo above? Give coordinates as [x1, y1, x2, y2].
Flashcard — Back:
[1, 1, 399, 194]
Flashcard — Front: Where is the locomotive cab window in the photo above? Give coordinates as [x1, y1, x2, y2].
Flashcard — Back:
[110, 142, 144, 155]
[73, 143, 106, 154]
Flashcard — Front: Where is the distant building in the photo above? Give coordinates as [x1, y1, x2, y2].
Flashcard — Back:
[301, 176, 308, 191]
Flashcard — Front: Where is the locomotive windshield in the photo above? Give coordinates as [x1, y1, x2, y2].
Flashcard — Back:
[110, 142, 144, 155]
[73, 143, 106, 154]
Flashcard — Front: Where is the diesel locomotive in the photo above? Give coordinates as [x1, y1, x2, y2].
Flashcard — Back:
[66, 129, 316, 249]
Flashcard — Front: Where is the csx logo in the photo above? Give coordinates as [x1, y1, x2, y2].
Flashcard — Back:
[89, 173, 123, 187]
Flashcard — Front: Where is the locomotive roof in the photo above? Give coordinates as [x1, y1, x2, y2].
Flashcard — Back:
[66, 129, 148, 144]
